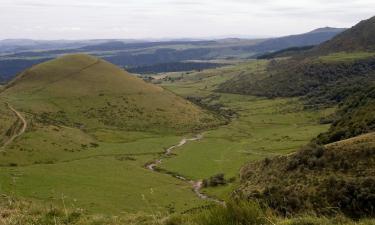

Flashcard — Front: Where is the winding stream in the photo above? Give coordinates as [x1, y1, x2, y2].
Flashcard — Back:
[145, 134, 224, 205]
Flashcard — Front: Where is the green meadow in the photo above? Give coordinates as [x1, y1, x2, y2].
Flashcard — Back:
[158, 62, 332, 198]
[160, 96, 332, 179]
[0, 117, 207, 214]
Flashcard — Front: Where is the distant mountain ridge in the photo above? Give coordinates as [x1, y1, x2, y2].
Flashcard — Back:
[0, 26, 345, 81]
[246, 27, 346, 53]
[307, 27, 346, 34]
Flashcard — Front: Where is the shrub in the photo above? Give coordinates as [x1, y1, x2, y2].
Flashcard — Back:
[203, 173, 227, 187]
[196, 200, 270, 225]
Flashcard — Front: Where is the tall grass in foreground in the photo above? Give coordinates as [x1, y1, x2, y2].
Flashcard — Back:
[0, 196, 165, 225]
[2, 197, 375, 225]
[195, 200, 269, 225]
[165, 200, 272, 225]
[165, 200, 375, 225]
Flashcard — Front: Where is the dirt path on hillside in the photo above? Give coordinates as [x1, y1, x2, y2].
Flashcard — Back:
[145, 135, 224, 205]
[1, 103, 27, 149]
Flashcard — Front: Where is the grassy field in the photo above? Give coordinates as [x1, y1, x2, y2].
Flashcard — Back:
[0, 108, 212, 214]
[160, 96, 331, 179]
[157, 60, 267, 97]
[0, 154, 206, 214]
[158, 61, 333, 198]
[0, 105, 209, 214]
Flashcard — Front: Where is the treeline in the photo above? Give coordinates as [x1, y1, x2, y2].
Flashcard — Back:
[128, 62, 226, 74]
[218, 57, 375, 103]
[256, 45, 315, 59]
[103, 48, 214, 68]
[316, 85, 375, 144]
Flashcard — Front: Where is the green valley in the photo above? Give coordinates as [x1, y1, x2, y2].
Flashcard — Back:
[0, 11, 375, 225]
[0, 56, 331, 215]
[157, 65, 332, 199]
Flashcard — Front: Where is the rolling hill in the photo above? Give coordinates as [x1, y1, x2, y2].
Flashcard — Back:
[0, 54, 224, 214]
[0, 54, 220, 134]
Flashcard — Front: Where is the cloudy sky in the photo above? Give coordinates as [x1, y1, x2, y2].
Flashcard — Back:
[1, 0, 375, 40]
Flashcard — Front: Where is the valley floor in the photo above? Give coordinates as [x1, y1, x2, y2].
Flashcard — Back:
[0, 61, 333, 216]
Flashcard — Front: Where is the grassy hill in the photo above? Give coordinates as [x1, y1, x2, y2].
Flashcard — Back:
[238, 132, 375, 218]
[0, 54, 224, 214]
[1, 54, 220, 133]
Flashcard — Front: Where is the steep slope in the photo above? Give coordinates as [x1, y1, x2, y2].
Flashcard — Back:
[238, 133, 375, 218]
[0, 54, 220, 133]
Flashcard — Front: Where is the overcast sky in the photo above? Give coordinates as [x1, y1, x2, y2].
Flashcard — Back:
[1, 0, 375, 40]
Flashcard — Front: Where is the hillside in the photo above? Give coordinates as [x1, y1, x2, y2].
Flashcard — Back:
[0, 54, 225, 214]
[0, 54, 220, 133]
[233, 64, 375, 220]
[218, 16, 375, 104]
[238, 132, 375, 218]
[316, 85, 375, 144]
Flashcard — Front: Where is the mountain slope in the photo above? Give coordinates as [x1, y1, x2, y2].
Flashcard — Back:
[313, 16, 375, 54]
[218, 16, 375, 102]
[232, 16, 375, 220]
[0, 54, 220, 133]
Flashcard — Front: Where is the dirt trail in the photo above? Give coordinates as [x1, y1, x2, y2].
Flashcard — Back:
[1, 103, 27, 149]
[145, 134, 224, 205]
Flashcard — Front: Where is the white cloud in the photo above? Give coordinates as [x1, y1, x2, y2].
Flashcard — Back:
[0, 0, 375, 39]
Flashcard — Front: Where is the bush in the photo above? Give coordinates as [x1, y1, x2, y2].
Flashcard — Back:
[203, 173, 227, 187]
